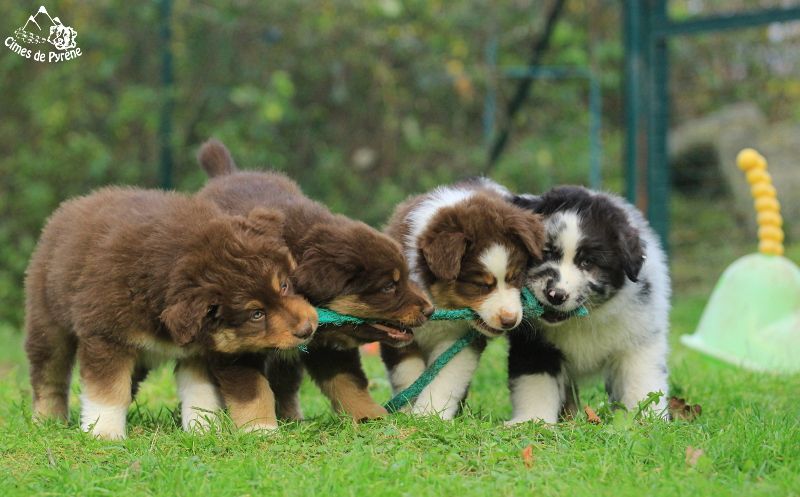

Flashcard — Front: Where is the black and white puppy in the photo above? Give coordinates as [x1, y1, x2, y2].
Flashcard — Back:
[505, 185, 671, 423]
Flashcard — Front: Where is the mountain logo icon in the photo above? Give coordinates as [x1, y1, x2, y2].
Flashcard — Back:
[15, 5, 77, 50]
[5, 5, 81, 62]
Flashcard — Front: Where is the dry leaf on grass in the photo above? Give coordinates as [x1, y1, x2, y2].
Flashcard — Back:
[521, 445, 534, 468]
[584, 405, 602, 424]
[685, 446, 704, 467]
[669, 396, 702, 421]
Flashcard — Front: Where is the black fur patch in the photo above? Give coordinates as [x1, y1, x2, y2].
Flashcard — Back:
[511, 194, 542, 211]
[530, 266, 559, 281]
[507, 323, 564, 379]
[638, 278, 652, 302]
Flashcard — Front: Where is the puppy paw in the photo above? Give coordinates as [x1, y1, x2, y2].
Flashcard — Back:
[276, 406, 305, 422]
[242, 422, 279, 434]
[350, 404, 388, 422]
[504, 415, 557, 426]
[80, 398, 128, 440]
[85, 425, 127, 440]
[410, 400, 457, 420]
[182, 411, 220, 433]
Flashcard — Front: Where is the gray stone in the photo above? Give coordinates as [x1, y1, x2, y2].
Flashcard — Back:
[670, 102, 798, 242]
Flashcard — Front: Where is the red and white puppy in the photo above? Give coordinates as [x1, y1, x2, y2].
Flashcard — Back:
[381, 179, 544, 419]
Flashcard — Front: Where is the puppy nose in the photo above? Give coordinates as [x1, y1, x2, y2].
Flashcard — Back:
[546, 288, 568, 306]
[499, 309, 519, 329]
[421, 304, 435, 319]
[293, 319, 316, 340]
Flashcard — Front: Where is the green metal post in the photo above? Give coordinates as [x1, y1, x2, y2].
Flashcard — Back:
[657, 6, 800, 36]
[647, 0, 670, 250]
[623, 0, 647, 207]
[588, 74, 602, 189]
[483, 35, 498, 145]
[158, 0, 174, 189]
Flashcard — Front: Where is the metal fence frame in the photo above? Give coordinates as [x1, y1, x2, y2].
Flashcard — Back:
[623, 0, 800, 249]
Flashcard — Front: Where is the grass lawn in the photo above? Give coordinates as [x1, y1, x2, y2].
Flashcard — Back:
[1, 197, 799, 497]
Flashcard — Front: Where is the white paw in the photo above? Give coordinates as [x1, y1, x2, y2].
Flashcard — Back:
[80, 396, 128, 440]
[411, 400, 456, 420]
[182, 408, 220, 432]
[504, 415, 557, 426]
[242, 422, 278, 433]
[177, 367, 223, 432]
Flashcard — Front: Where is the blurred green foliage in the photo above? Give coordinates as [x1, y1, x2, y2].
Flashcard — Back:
[1, 0, 798, 328]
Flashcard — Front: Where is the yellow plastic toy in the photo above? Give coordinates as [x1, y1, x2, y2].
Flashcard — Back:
[681, 149, 800, 373]
[737, 148, 784, 256]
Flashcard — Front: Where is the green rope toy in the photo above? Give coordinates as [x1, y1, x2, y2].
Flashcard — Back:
[315, 287, 587, 327]
[313, 288, 589, 412]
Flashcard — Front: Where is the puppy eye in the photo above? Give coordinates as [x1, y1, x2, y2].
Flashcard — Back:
[250, 310, 265, 321]
[472, 281, 492, 293]
[579, 259, 592, 269]
[206, 305, 219, 318]
[280, 280, 290, 296]
[381, 282, 396, 294]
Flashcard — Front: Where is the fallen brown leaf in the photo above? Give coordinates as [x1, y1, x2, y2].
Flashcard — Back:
[584, 405, 602, 424]
[669, 396, 702, 421]
[521, 445, 534, 469]
[685, 446, 704, 467]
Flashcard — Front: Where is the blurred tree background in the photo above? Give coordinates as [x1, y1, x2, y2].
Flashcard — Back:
[1, 0, 799, 329]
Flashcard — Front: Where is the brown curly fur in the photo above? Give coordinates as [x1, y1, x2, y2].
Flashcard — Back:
[24, 187, 317, 437]
[197, 139, 433, 421]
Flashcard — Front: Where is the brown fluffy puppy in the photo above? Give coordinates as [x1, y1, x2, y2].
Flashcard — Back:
[25, 187, 318, 439]
[198, 139, 433, 421]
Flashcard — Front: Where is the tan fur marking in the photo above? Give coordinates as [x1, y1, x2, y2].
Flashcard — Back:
[30, 340, 75, 421]
[318, 373, 387, 420]
[428, 281, 488, 310]
[327, 295, 379, 317]
[217, 370, 277, 429]
[212, 328, 239, 353]
[392, 268, 400, 282]
[80, 355, 136, 406]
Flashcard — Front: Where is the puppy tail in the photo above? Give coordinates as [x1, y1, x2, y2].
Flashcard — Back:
[198, 139, 238, 177]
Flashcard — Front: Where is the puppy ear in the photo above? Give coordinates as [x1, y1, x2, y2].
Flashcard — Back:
[291, 225, 351, 303]
[198, 138, 238, 178]
[511, 194, 543, 212]
[507, 210, 545, 260]
[160, 299, 209, 346]
[229, 208, 285, 240]
[420, 231, 467, 281]
[247, 207, 285, 237]
[619, 225, 645, 282]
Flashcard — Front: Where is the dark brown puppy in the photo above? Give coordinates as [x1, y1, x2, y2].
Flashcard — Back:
[25, 187, 318, 439]
[198, 139, 433, 421]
